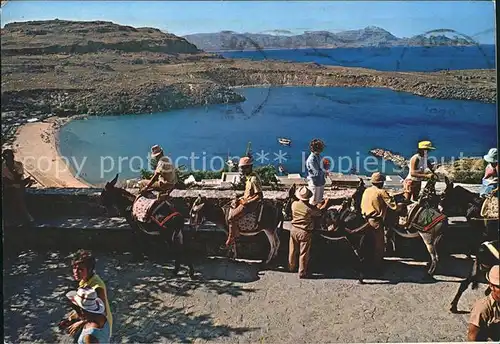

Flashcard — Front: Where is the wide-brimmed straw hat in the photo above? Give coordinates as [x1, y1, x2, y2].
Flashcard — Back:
[486, 265, 500, 287]
[295, 186, 313, 201]
[371, 172, 386, 184]
[238, 156, 253, 167]
[151, 145, 164, 158]
[66, 288, 105, 315]
[418, 141, 436, 150]
[483, 148, 498, 163]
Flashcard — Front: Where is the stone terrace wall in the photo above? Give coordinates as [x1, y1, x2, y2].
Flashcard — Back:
[25, 187, 356, 219]
[7, 187, 357, 261]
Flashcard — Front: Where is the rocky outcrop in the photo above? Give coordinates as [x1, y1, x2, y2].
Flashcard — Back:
[1, 20, 201, 55]
[370, 148, 408, 169]
[370, 148, 486, 184]
[1, 83, 243, 116]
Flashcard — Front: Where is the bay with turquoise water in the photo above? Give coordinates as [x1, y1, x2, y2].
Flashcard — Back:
[59, 46, 497, 185]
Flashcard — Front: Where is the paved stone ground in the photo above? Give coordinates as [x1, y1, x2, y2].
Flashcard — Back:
[3, 249, 486, 343]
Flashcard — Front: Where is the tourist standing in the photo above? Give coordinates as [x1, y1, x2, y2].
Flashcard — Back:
[66, 287, 111, 344]
[2, 149, 35, 225]
[361, 172, 399, 274]
[289, 186, 329, 279]
[306, 139, 326, 205]
[64, 250, 113, 338]
[480, 148, 498, 197]
[403, 141, 436, 202]
[467, 265, 500, 341]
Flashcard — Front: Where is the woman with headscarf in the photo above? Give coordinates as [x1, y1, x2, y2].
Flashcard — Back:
[480, 148, 498, 197]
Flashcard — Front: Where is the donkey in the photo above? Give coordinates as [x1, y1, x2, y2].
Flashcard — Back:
[439, 176, 498, 257]
[100, 174, 194, 278]
[388, 178, 448, 276]
[439, 176, 484, 219]
[449, 240, 499, 313]
[189, 196, 283, 264]
[283, 181, 369, 283]
[308, 178, 447, 277]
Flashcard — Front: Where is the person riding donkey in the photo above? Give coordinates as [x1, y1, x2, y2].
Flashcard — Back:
[480, 148, 498, 197]
[226, 156, 263, 247]
[139, 145, 177, 199]
[403, 141, 437, 202]
[361, 172, 403, 275]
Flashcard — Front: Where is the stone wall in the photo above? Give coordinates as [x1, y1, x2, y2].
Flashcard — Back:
[25, 187, 356, 219]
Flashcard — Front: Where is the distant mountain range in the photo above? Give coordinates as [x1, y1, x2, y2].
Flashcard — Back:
[183, 26, 475, 51]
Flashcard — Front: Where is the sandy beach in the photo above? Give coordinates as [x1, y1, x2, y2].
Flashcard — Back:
[11, 117, 92, 188]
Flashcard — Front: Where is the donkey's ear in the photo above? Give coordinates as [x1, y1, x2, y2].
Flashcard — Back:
[444, 176, 452, 186]
[109, 173, 119, 187]
[358, 178, 365, 186]
[193, 203, 205, 212]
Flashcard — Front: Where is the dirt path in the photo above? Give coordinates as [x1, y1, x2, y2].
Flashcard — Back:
[3, 251, 484, 343]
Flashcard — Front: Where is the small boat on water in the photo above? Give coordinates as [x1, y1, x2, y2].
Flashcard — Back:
[278, 138, 292, 146]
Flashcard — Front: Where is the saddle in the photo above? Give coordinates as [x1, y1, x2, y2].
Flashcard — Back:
[230, 201, 265, 232]
[483, 241, 500, 260]
[480, 194, 499, 219]
[132, 193, 180, 227]
[399, 202, 423, 228]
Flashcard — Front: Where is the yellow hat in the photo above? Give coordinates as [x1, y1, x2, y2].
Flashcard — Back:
[418, 141, 436, 150]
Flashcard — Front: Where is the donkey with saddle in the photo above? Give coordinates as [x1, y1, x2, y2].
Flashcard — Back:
[100, 174, 195, 278]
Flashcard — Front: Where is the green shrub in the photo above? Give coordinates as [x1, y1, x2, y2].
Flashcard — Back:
[451, 158, 486, 184]
[139, 164, 279, 187]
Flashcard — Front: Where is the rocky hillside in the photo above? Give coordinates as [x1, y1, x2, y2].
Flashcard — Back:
[1, 20, 496, 143]
[1, 20, 201, 55]
[183, 26, 474, 51]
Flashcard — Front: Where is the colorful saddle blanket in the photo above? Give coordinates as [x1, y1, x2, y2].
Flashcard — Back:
[132, 195, 161, 223]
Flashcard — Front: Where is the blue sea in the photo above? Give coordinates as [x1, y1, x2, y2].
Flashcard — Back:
[59, 46, 497, 186]
[220, 45, 496, 72]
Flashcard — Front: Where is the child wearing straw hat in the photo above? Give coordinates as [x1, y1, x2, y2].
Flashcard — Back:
[467, 265, 500, 341]
[62, 250, 113, 338]
[65, 287, 111, 344]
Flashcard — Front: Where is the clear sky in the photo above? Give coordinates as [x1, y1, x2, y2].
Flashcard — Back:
[0, 1, 495, 43]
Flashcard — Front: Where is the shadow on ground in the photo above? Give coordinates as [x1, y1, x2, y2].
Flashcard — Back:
[266, 231, 475, 285]
[3, 250, 259, 343]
